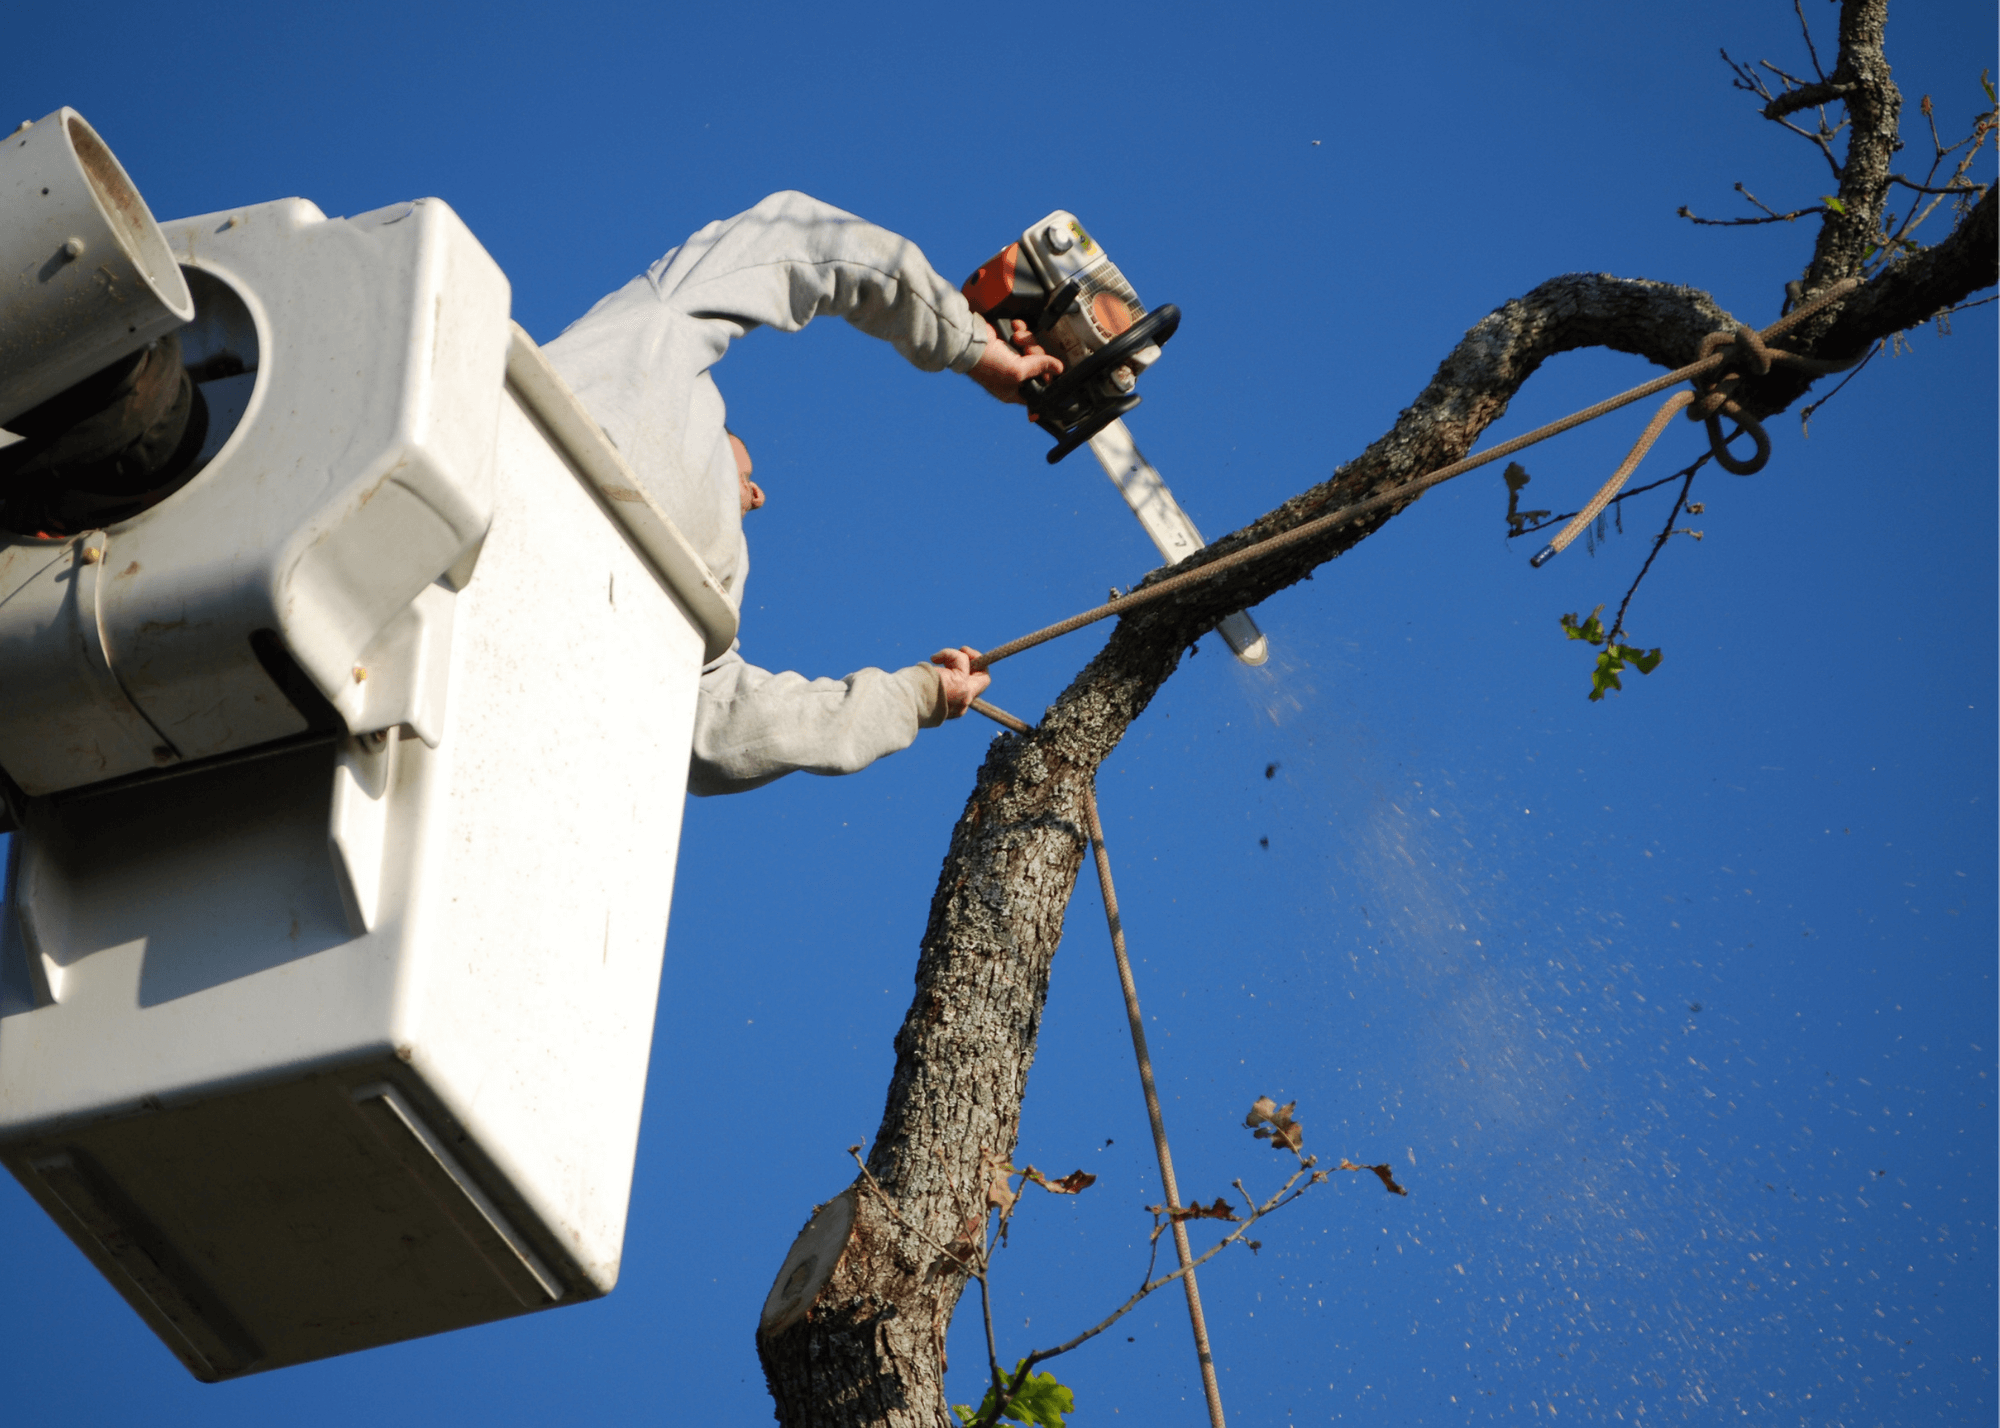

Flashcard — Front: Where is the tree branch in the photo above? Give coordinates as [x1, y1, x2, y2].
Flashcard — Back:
[754, 270, 1742, 1427]
[1793, 0, 1828, 83]
[1888, 173, 1987, 196]
[1792, 186, 1995, 389]
[753, 12, 1996, 1420]
[1764, 78, 1856, 121]
[1803, 0, 1901, 291]
[757, 198, 1995, 1413]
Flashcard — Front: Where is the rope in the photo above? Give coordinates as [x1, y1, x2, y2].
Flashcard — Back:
[971, 277, 1860, 672]
[970, 696, 1228, 1428]
[1532, 391, 1695, 565]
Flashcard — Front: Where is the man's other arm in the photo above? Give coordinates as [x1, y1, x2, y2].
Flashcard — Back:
[652, 191, 994, 374]
[689, 653, 942, 797]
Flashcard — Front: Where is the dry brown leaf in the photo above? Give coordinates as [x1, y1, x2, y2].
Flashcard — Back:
[1025, 1166, 1098, 1195]
[981, 1148, 1018, 1213]
[1245, 1096, 1305, 1153]
[1338, 1158, 1409, 1196]
[1180, 1196, 1240, 1222]
[1145, 1196, 1240, 1224]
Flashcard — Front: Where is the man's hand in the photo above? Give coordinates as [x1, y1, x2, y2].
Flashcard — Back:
[966, 320, 1063, 405]
[930, 647, 991, 719]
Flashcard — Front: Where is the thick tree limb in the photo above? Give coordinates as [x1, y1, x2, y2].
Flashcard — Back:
[753, 263, 1979, 1428]
[758, 245, 1994, 1426]
[1803, 0, 1900, 292]
[1817, 187, 1997, 359]
[754, 6, 1994, 1419]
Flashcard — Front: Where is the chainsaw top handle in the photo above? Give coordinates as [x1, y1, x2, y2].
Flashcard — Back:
[1020, 303, 1182, 464]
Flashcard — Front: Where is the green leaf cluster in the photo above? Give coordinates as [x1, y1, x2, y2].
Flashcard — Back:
[1560, 605, 1663, 701]
[955, 1361, 1076, 1428]
[1559, 607, 1607, 645]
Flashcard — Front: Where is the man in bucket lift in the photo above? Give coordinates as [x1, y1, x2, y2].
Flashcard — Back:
[545, 191, 1058, 796]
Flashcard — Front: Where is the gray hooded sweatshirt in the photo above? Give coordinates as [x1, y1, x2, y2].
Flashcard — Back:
[543, 192, 994, 796]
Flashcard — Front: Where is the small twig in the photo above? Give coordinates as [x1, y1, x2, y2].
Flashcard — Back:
[1889, 174, 1988, 196]
[978, 1269, 1004, 1412]
[1722, 48, 1775, 102]
[1038, 1168, 1311, 1352]
[1140, 1213, 1165, 1288]
[1607, 464, 1701, 646]
[1758, 57, 1810, 89]
[1678, 177, 1833, 230]
[1875, 91, 1996, 264]
[1508, 461, 1703, 539]
[1723, 47, 1850, 177]
[1798, 339, 1884, 437]
[1779, 112, 1845, 180]
[1892, 123, 1997, 247]
[1924, 91, 1950, 159]
[1793, 0, 1825, 84]
[959, 1156, 1324, 1428]
[1738, 181, 1803, 219]
[1932, 294, 1996, 336]
[1680, 203, 1827, 228]
[848, 1150, 962, 1262]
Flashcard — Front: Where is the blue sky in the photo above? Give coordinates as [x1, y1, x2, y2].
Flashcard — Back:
[4, 2, 1994, 1423]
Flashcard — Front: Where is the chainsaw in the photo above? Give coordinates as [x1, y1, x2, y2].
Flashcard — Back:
[963, 212, 1267, 665]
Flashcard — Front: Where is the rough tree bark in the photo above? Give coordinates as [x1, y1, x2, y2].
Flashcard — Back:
[755, 6, 1994, 1423]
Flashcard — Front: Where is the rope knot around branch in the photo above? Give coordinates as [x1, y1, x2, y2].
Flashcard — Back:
[1685, 324, 1782, 473]
[1682, 310, 1865, 475]
[1528, 277, 1861, 564]
[1704, 323, 1774, 376]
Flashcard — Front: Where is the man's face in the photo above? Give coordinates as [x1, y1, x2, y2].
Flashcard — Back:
[731, 434, 765, 516]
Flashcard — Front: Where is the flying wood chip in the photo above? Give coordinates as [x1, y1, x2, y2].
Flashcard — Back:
[1339, 1158, 1409, 1196]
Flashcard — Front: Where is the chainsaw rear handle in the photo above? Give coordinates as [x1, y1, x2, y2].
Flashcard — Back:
[1031, 278, 1083, 339]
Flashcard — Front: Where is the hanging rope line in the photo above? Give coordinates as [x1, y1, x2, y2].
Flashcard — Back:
[970, 695, 1229, 1428]
[970, 277, 1859, 672]
[1533, 390, 1697, 565]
